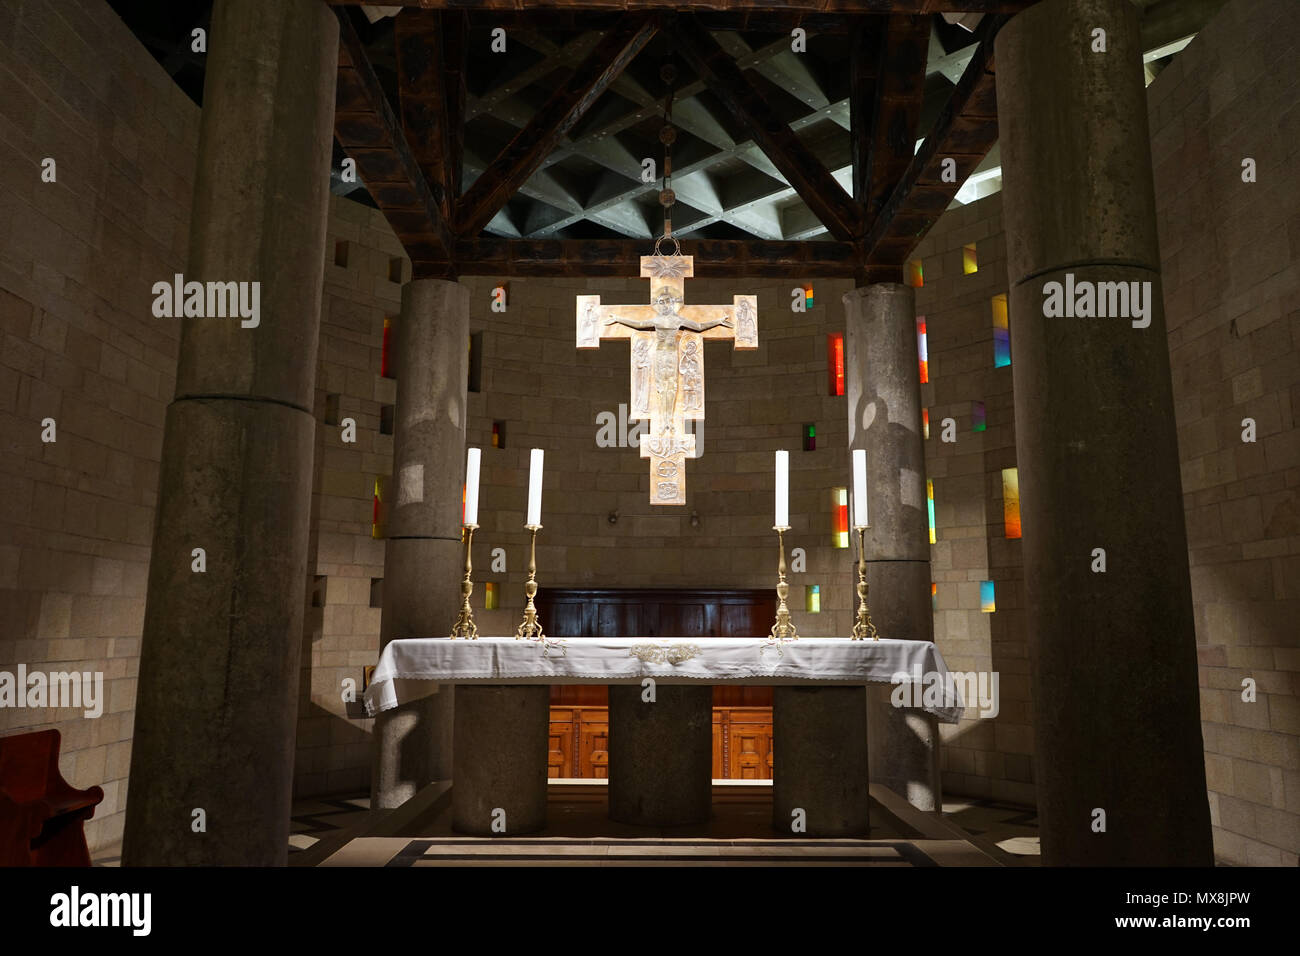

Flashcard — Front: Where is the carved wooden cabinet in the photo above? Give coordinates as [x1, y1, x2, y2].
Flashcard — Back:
[537, 588, 776, 780]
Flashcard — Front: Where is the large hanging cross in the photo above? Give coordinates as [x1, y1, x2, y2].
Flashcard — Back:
[577, 253, 758, 506]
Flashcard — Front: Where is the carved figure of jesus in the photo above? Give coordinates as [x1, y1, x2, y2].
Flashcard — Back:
[575, 253, 758, 506]
[605, 288, 731, 432]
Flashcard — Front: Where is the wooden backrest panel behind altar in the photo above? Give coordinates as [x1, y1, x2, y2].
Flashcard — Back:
[535, 588, 776, 707]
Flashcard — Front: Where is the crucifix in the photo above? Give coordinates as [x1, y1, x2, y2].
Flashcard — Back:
[577, 252, 758, 506]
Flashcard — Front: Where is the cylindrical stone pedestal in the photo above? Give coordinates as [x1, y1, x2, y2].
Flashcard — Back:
[452, 685, 550, 835]
[121, 0, 338, 867]
[843, 282, 941, 811]
[372, 278, 469, 809]
[996, 0, 1211, 865]
[772, 686, 870, 837]
[608, 685, 712, 827]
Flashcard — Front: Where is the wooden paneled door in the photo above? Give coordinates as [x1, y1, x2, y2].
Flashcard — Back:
[537, 588, 776, 779]
[548, 709, 572, 778]
[720, 707, 774, 780]
[547, 706, 610, 779]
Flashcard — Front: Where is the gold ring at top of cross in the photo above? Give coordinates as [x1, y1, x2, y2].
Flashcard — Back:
[653, 235, 682, 258]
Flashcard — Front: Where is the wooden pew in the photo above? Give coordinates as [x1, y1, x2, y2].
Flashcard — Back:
[0, 730, 104, 866]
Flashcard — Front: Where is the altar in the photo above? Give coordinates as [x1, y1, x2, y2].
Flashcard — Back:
[365, 637, 962, 838]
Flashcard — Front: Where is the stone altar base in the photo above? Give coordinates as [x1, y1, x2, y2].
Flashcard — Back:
[772, 685, 870, 837]
[608, 684, 712, 826]
[452, 685, 549, 836]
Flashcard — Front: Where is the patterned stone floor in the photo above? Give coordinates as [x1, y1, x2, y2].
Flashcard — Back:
[941, 797, 1041, 862]
[91, 787, 1040, 866]
[306, 784, 1020, 867]
[287, 795, 372, 855]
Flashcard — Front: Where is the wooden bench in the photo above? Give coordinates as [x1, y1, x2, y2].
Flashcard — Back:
[0, 730, 104, 866]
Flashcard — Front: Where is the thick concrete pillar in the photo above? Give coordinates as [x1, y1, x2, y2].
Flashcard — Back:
[772, 686, 870, 836]
[844, 283, 942, 811]
[121, 0, 337, 866]
[996, 0, 1212, 865]
[371, 278, 469, 808]
[608, 685, 712, 826]
[452, 685, 549, 835]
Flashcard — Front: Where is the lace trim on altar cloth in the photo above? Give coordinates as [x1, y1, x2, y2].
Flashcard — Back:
[629, 642, 701, 664]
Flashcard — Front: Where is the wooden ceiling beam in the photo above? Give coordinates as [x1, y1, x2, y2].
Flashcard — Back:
[333, 7, 453, 264]
[863, 14, 931, 222]
[672, 18, 864, 242]
[443, 11, 468, 211]
[457, 15, 659, 237]
[849, 19, 884, 206]
[861, 16, 1004, 267]
[434, 238, 858, 279]
[393, 11, 456, 223]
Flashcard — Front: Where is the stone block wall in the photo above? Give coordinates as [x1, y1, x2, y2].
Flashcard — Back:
[1148, 0, 1299, 866]
[292, 196, 404, 798]
[911, 193, 1036, 807]
[0, 0, 198, 851]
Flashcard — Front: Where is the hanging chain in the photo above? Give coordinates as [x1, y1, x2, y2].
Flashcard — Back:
[656, 58, 679, 255]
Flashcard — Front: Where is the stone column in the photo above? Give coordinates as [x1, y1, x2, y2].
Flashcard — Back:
[995, 0, 1212, 865]
[371, 278, 469, 809]
[844, 283, 942, 811]
[608, 685, 712, 827]
[452, 685, 550, 835]
[772, 686, 870, 836]
[121, 0, 337, 866]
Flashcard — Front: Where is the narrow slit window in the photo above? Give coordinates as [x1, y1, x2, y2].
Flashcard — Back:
[492, 421, 505, 448]
[372, 476, 387, 539]
[334, 240, 349, 268]
[992, 294, 1011, 368]
[388, 257, 403, 283]
[381, 317, 395, 379]
[972, 401, 986, 432]
[926, 479, 936, 545]
[484, 581, 499, 611]
[906, 259, 923, 288]
[931, 582, 938, 613]
[962, 243, 978, 275]
[832, 487, 849, 549]
[923, 408, 930, 440]
[468, 331, 484, 393]
[805, 584, 821, 613]
[369, 578, 383, 609]
[1002, 467, 1022, 539]
[324, 393, 340, 427]
[803, 284, 815, 310]
[311, 575, 327, 608]
[917, 317, 929, 384]
[379, 404, 394, 436]
[802, 423, 816, 452]
[826, 333, 845, 396]
[980, 580, 996, 613]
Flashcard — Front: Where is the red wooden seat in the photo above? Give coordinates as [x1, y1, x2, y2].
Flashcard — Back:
[0, 730, 104, 867]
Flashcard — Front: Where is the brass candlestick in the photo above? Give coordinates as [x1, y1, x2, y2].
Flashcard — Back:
[851, 526, 880, 641]
[770, 526, 798, 640]
[516, 524, 545, 639]
[450, 523, 479, 639]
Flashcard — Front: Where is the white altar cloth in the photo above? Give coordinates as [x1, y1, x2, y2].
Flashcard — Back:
[363, 636, 963, 723]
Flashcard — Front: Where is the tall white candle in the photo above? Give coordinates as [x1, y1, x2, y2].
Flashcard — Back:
[852, 448, 868, 528]
[463, 447, 481, 526]
[526, 448, 544, 527]
[774, 450, 789, 528]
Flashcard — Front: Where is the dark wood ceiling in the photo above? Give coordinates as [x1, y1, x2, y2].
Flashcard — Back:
[108, 0, 1225, 280]
[329, 1, 1021, 280]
